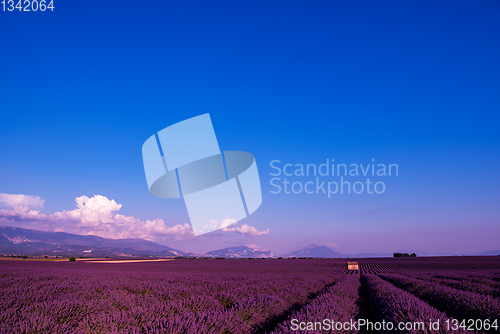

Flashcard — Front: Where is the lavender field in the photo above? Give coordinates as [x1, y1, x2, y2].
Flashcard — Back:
[1, 256, 500, 333]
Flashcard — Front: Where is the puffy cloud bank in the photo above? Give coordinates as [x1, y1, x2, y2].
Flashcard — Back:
[0, 193, 44, 209]
[0, 193, 269, 241]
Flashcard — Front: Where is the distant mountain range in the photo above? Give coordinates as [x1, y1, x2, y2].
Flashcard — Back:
[476, 250, 500, 256]
[284, 245, 500, 258]
[0, 226, 274, 258]
[284, 245, 472, 258]
[1, 226, 498, 258]
[286, 244, 348, 258]
[0, 225, 185, 257]
[285, 244, 401, 258]
[207, 246, 273, 258]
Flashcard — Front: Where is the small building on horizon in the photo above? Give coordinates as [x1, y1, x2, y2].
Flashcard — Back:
[347, 261, 359, 270]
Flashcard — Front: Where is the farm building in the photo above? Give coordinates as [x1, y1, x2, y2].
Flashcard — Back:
[347, 261, 359, 270]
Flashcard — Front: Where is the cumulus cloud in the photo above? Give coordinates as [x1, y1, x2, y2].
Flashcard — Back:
[194, 218, 237, 235]
[0, 193, 44, 209]
[220, 223, 270, 236]
[0, 194, 269, 241]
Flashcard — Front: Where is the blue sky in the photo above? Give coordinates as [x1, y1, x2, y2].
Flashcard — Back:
[1, 0, 499, 255]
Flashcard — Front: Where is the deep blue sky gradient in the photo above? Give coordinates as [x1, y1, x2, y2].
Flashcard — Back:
[1, 0, 499, 254]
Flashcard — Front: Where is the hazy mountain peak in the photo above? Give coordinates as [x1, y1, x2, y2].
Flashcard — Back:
[286, 244, 347, 258]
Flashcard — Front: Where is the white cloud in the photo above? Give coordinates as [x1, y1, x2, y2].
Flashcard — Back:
[193, 218, 238, 236]
[220, 223, 270, 236]
[0, 193, 44, 209]
[0, 194, 269, 241]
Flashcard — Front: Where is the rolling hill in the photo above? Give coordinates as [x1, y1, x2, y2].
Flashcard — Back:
[0, 225, 185, 257]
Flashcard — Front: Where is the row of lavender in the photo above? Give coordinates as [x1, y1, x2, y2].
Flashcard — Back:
[363, 275, 473, 334]
[271, 275, 361, 334]
[0, 268, 340, 333]
[379, 274, 500, 321]
[268, 274, 476, 334]
[405, 272, 500, 298]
